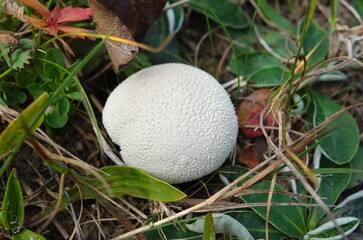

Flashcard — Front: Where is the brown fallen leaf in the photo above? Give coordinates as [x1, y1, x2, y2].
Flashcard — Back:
[89, 0, 138, 71]
[239, 143, 261, 168]
[96, 0, 166, 40]
[237, 88, 275, 138]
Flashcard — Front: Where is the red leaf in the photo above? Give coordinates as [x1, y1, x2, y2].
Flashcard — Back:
[237, 88, 275, 138]
[57, 6, 92, 23]
[21, 0, 51, 19]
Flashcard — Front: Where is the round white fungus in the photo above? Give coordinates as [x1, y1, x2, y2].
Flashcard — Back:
[103, 63, 238, 184]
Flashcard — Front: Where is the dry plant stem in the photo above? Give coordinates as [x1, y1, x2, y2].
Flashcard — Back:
[75, 32, 175, 53]
[88, 205, 106, 240]
[119, 197, 148, 220]
[69, 183, 83, 240]
[90, 186, 145, 224]
[33, 142, 112, 195]
[340, 0, 363, 23]
[266, 173, 277, 240]
[221, 158, 284, 199]
[51, 218, 70, 239]
[259, 109, 348, 240]
[37, 173, 65, 233]
[194, 27, 219, 66]
[216, 45, 231, 78]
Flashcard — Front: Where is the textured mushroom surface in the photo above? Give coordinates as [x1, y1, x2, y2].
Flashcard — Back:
[103, 63, 238, 184]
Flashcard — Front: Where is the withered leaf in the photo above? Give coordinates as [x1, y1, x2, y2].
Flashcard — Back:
[0, 31, 19, 47]
[89, 0, 139, 71]
[237, 88, 275, 138]
[96, 0, 166, 39]
[239, 144, 261, 168]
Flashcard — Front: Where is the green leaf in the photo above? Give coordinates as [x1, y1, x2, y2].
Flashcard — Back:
[302, 21, 328, 66]
[332, 189, 363, 221]
[348, 146, 363, 188]
[308, 159, 351, 229]
[219, 166, 306, 237]
[57, 97, 70, 117]
[19, 39, 34, 50]
[187, 213, 254, 240]
[0, 93, 48, 156]
[256, 0, 295, 34]
[45, 108, 68, 128]
[45, 97, 70, 128]
[15, 70, 35, 88]
[143, 13, 180, 64]
[352, 0, 363, 18]
[306, 90, 359, 164]
[66, 91, 82, 101]
[203, 213, 216, 240]
[304, 217, 359, 240]
[229, 52, 289, 86]
[241, 181, 307, 237]
[3, 88, 27, 105]
[227, 211, 286, 240]
[189, 0, 249, 29]
[2, 169, 24, 234]
[11, 49, 30, 70]
[12, 229, 46, 240]
[42, 48, 65, 80]
[144, 216, 201, 240]
[249, 66, 286, 87]
[83, 166, 186, 202]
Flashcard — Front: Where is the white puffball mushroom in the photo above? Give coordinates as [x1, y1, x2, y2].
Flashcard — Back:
[103, 63, 238, 184]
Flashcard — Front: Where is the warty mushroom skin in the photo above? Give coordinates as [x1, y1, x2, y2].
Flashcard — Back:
[103, 63, 238, 184]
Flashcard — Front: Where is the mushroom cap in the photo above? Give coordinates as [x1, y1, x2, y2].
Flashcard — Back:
[103, 63, 238, 184]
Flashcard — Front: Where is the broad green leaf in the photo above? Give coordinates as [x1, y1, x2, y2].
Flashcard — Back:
[308, 159, 351, 229]
[261, 28, 297, 59]
[227, 211, 286, 240]
[2, 169, 24, 234]
[12, 229, 46, 240]
[306, 91, 359, 164]
[44, 48, 65, 80]
[0, 93, 48, 156]
[203, 213, 216, 240]
[347, 146, 363, 189]
[53, 166, 186, 209]
[302, 21, 328, 66]
[187, 213, 254, 240]
[189, 0, 249, 29]
[304, 217, 359, 240]
[241, 181, 307, 237]
[15, 69, 35, 88]
[45, 97, 70, 128]
[249, 66, 286, 87]
[256, 0, 295, 34]
[144, 216, 201, 240]
[219, 166, 305, 238]
[333, 189, 363, 222]
[84, 166, 186, 202]
[229, 52, 289, 86]
[143, 12, 180, 64]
